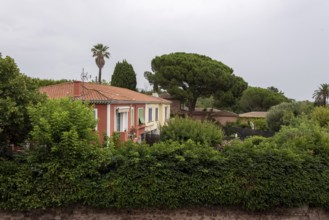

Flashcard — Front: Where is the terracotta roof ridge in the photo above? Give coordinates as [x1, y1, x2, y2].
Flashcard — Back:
[82, 85, 110, 100]
[151, 96, 171, 102]
[107, 86, 140, 100]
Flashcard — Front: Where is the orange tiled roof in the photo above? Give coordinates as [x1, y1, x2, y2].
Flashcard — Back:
[39, 82, 171, 104]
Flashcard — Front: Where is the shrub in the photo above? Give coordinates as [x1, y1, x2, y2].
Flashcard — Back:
[311, 107, 329, 127]
[3, 115, 329, 212]
[266, 101, 314, 132]
[0, 98, 107, 210]
[252, 118, 268, 130]
[28, 98, 99, 147]
[160, 117, 224, 146]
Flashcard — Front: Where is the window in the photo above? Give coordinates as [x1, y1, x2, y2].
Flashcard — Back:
[116, 111, 120, 131]
[155, 108, 158, 121]
[116, 111, 128, 132]
[93, 108, 98, 130]
[131, 108, 134, 126]
[165, 107, 168, 121]
[148, 108, 153, 122]
[138, 108, 145, 125]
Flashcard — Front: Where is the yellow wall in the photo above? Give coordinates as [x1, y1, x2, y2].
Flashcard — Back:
[145, 103, 170, 132]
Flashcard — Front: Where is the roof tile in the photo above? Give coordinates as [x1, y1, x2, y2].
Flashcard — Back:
[40, 82, 171, 104]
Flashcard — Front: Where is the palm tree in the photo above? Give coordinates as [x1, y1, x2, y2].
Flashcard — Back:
[313, 83, 329, 106]
[91, 44, 110, 83]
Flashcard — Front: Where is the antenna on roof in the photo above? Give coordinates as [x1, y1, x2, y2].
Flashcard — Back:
[81, 68, 91, 82]
[81, 68, 91, 97]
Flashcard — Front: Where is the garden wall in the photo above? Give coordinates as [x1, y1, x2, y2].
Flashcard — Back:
[1, 205, 329, 220]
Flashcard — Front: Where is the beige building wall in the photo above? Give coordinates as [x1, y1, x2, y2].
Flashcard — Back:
[145, 103, 170, 133]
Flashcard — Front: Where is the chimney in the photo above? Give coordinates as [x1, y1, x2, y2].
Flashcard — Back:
[73, 81, 82, 97]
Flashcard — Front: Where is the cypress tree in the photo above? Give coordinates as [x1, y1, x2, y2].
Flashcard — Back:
[111, 60, 137, 91]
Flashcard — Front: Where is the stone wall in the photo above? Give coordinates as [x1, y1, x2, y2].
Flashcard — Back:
[1, 205, 329, 220]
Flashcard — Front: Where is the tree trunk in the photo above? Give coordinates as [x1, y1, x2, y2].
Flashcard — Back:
[187, 98, 197, 116]
[323, 96, 327, 106]
[98, 68, 102, 84]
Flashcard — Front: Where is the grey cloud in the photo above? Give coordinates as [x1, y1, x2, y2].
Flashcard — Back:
[1, 0, 328, 100]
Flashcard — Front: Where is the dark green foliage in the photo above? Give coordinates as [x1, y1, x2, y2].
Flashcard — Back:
[313, 83, 329, 106]
[0, 55, 45, 154]
[88, 121, 329, 210]
[213, 76, 248, 112]
[239, 87, 289, 112]
[267, 86, 284, 94]
[28, 78, 70, 88]
[196, 96, 215, 109]
[266, 101, 314, 132]
[251, 118, 268, 130]
[3, 111, 329, 211]
[160, 117, 224, 146]
[0, 98, 106, 210]
[111, 60, 137, 91]
[86, 140, 228, 208]
[0, 136, 108, 210]
[146, 52, 243, 114]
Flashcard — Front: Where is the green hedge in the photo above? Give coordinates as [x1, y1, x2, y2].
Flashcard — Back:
[160, 117, 224, 146]
[2, 119, 329, 211]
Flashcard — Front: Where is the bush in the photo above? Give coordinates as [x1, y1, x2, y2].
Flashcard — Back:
[311, 107, 329, 127]
[28, 98, 99, 147]
[266, 101, 314, 132]
[86, 124, 329, 210]
[0, 98, 107, 210]
[252, 118, 268, 130]
[160, 117, 224, 146]
[3, 114, 329, 211]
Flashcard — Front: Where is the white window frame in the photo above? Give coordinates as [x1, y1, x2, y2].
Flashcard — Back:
[165, 106, 168, 121]
[155, 108, 159, 121]
[148, 107, 153, 122]
[115, 112, 128, 132]
[93, 108, 98, 131]
[138, 108, 145, 125]
[131, 107, 134, 127]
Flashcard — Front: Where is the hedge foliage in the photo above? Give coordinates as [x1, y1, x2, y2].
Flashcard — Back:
[160, 117, 224, 146]
[2, 104, 329, 211]
[2, 118, 329, 211]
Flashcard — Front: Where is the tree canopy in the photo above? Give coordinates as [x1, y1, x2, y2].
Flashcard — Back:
[111, 60, 137, 90]
[91, 44, 110, 83]
[145, 52, 242, 114]
[239, 86, 289, 112]
[213, 75, 248, 111]
[0, 54, 45, 154]
[28, 78, 71, 88]
[266, 101, 314, 132]
[313, 83, 329, 106]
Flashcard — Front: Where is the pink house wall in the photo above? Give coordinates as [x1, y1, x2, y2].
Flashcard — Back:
[92, 103, 147, 143]
[110, 103, 146, 142]
[95, 104, 107, 142]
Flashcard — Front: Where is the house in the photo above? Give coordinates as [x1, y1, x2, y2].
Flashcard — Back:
[185, 108, 237, 125]
[159, 93, 238, 125]
[39, 81, 171, 142]
[239, 111, 267, 120]
[190, 108, 238, 125]
[159, 93, 183, 115]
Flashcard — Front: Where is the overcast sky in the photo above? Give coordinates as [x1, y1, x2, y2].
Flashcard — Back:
[1, 0, 328, 101]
